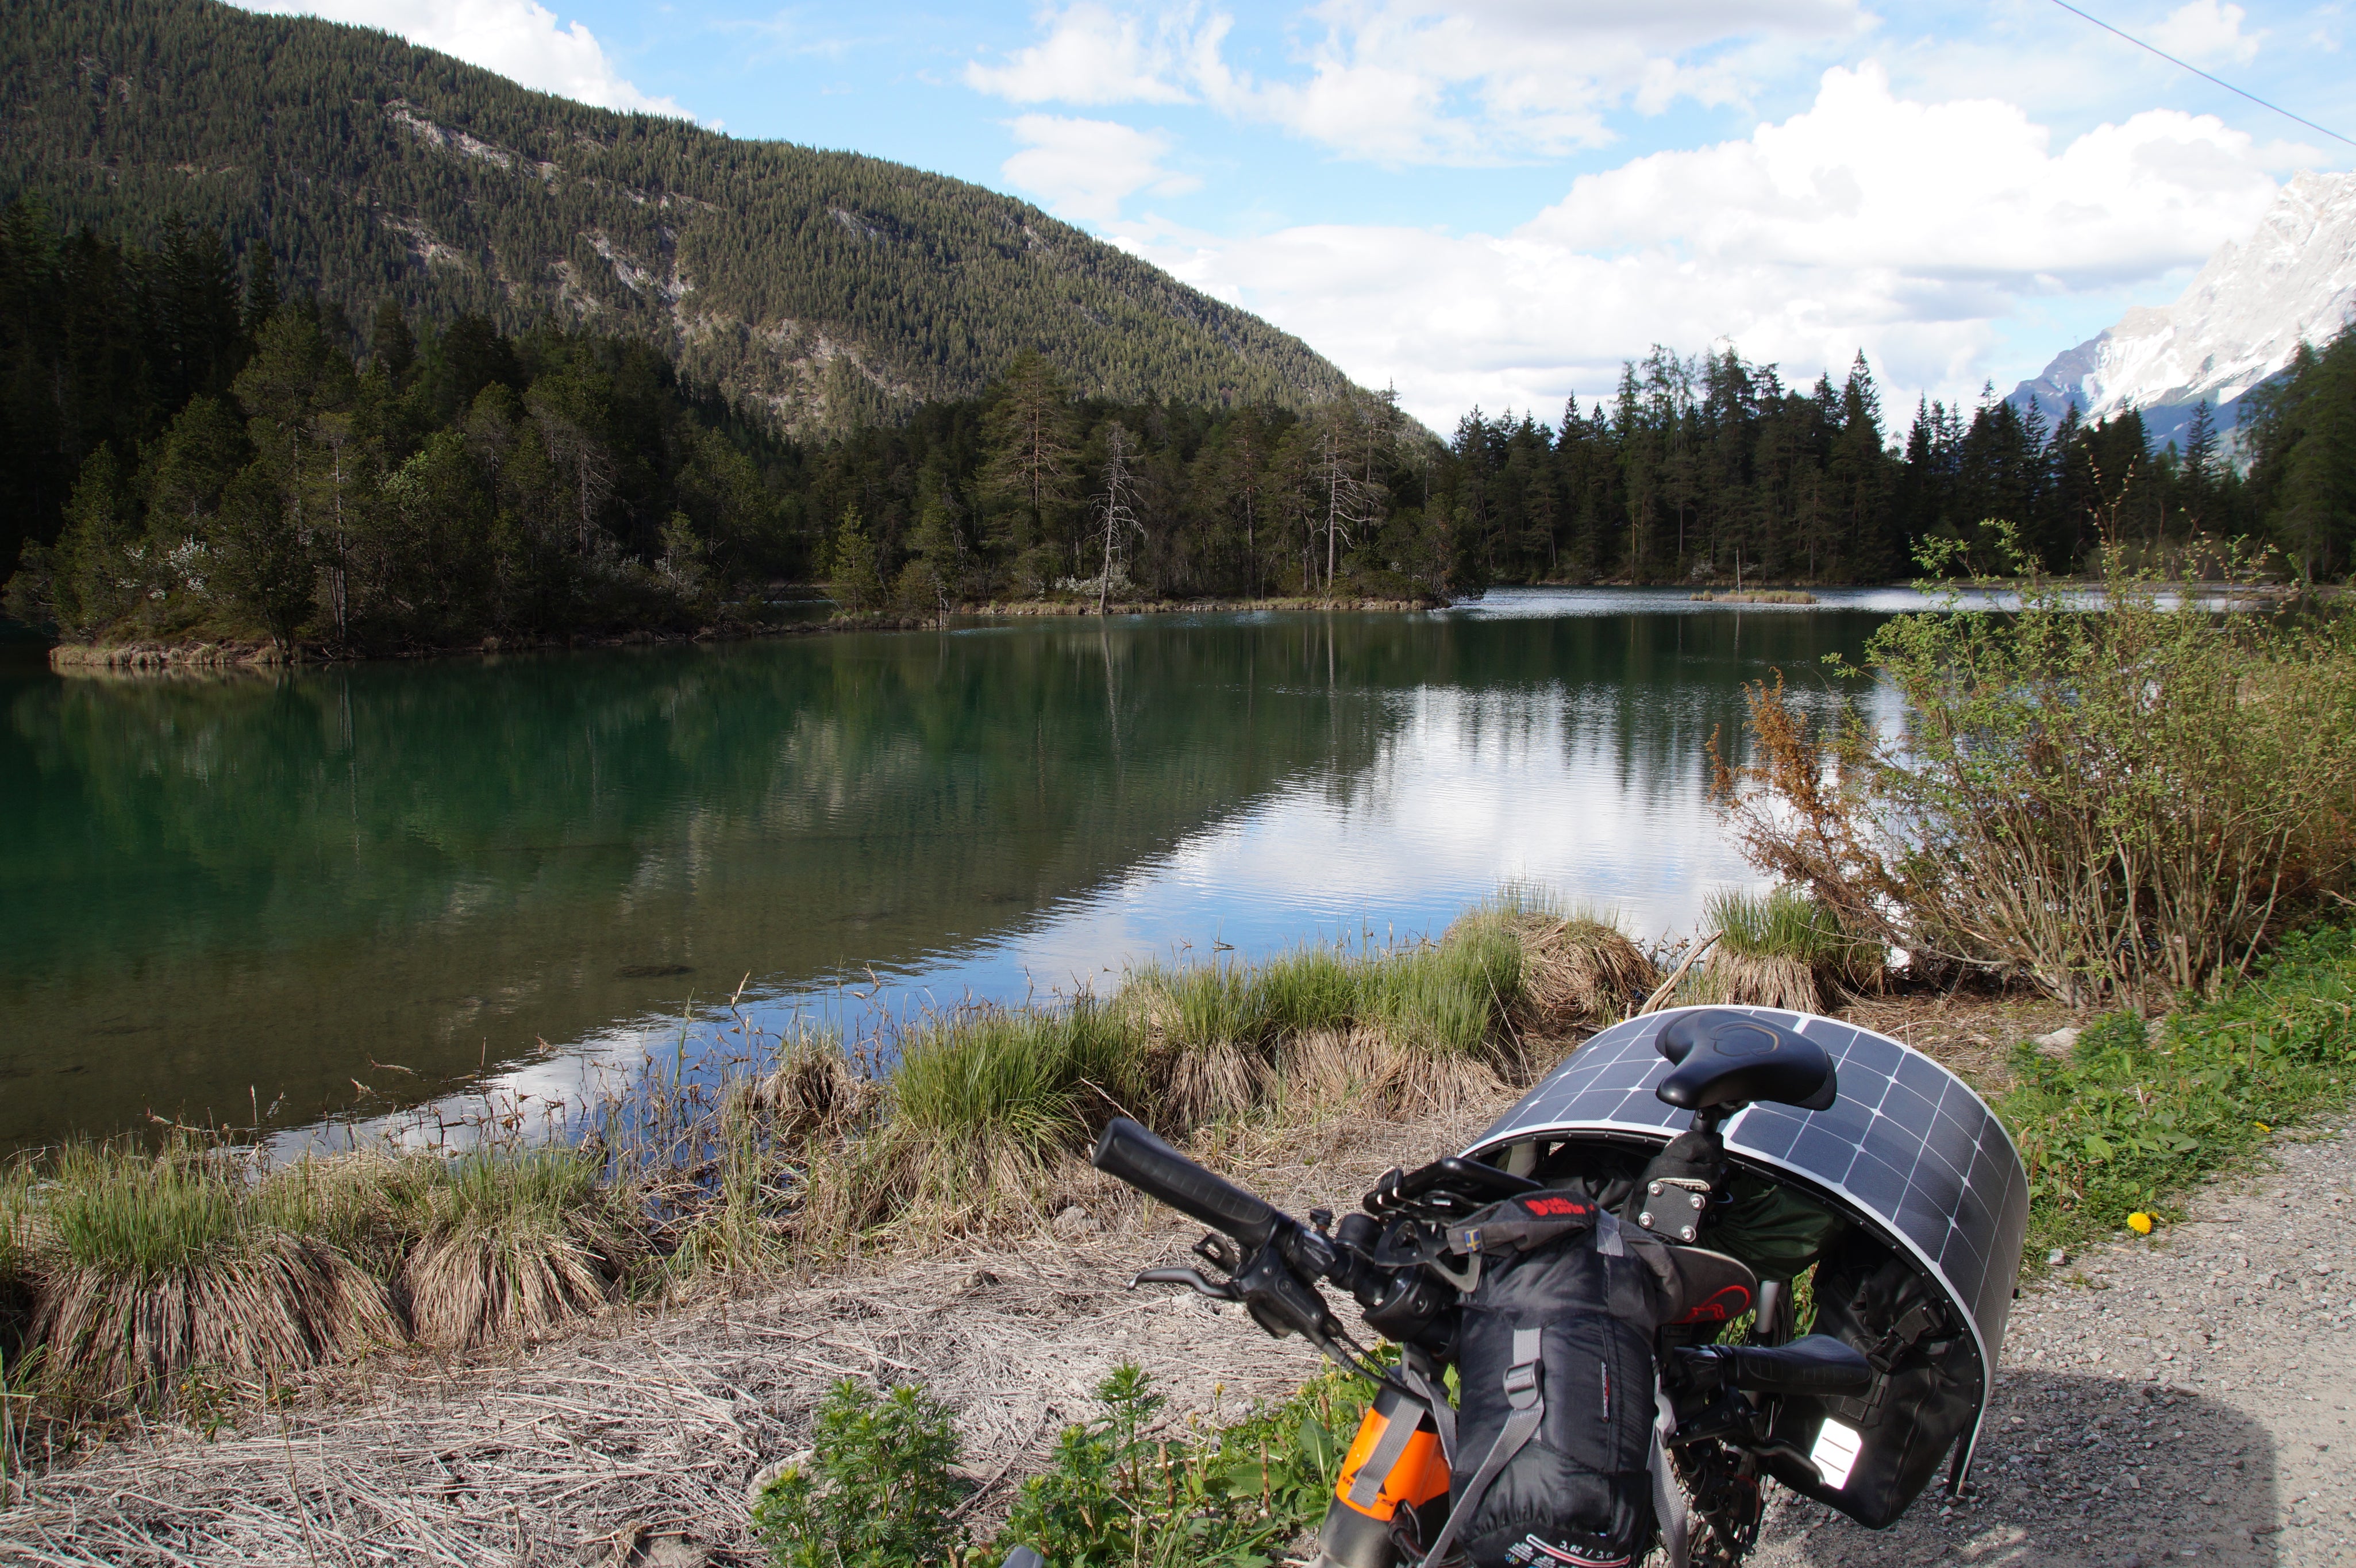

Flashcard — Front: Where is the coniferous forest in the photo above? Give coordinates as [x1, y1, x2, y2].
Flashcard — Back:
[5, 201, 2355, 656]
[0, 0, 1354, 442]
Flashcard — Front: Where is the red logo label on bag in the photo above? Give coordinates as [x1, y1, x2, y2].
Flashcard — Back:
[1521, 1196, 1591, 1218]
[1673, 1284, 1755, 1326]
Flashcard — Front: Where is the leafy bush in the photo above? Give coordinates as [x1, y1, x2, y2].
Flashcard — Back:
[1717, 537, 2356, 1005]
[753, 1380, 969, 1568]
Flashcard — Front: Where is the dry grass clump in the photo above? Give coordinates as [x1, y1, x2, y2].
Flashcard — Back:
[740, 1033, 870, 1141]
[1279, 1024, 1499, 1118]
[15, 1142, 399, 1407]
[1495, 907, 1660, 1033]
[385, 1149, 642, 1350]
[1685, 886, 1880, 1012]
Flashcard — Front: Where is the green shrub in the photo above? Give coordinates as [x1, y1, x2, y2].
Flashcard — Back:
[980, 1364, 1366, 1568]
[753, 1380, 968, 1568]
[1718, 537, 2356, 1005]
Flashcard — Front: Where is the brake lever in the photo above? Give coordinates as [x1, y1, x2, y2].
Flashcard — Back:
[1194, 1234, 1242, 1273]
[1131, 1265, 1242, 1301]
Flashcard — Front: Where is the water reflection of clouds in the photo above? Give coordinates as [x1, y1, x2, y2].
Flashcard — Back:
[324, 676, 1781, 1151]
[298, 588, 1938, 1149]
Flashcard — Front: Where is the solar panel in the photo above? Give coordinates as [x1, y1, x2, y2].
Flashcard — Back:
[1464, 1004, 2030, 1493]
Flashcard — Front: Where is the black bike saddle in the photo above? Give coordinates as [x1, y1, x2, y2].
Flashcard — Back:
[1656, 1009, 1838, 1112]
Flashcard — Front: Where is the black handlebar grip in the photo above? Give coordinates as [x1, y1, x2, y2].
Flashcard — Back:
[1091, 1116, 1283, 1249]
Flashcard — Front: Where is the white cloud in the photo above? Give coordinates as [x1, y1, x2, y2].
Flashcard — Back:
[2149, 0, 2265, 66]
[1115, 64, 2282, 426]
[1232, 0, 1870, 163]
[967, 0, 1870, 165]
[963, 2, 1204, 105]
[1002, 114, 1200, 222]
[232, 0, 691, 118]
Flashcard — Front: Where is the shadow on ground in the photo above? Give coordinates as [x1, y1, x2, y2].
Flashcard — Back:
[1759, 1372, 2278, 1567]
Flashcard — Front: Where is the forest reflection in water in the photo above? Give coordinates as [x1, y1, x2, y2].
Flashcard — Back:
[0, 588, 1906, 1147]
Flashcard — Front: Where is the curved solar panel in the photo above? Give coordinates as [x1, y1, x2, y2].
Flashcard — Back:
[1464, 1004, 2030, 1484]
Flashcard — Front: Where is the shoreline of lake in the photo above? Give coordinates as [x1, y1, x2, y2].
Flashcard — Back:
[33, 591, 1471, 673]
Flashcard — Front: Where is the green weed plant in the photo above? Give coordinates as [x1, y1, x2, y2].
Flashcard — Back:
[1999, 922, 2356, 1255]
[754, 1380, 969, 1568]
[750, 1365, 1369, 1568]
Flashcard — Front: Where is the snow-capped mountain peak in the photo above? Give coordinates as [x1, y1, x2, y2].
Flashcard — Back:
[2010, 169, 2356, 444]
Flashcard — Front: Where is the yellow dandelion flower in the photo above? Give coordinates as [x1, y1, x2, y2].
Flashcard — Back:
[2254, 1122, 2273, 1134]
[2127, 1212, 2154, 1235]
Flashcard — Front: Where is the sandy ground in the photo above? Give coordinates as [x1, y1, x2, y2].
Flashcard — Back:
[6, 1001, 2350, 1568]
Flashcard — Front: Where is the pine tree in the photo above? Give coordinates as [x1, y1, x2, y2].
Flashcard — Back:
[371, 299, 417, 388]
[827, 504, 886, 612]
[980, 350, 1078, 583]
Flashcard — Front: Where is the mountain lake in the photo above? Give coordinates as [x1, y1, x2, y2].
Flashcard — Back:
[0, 587, 1949, 1150]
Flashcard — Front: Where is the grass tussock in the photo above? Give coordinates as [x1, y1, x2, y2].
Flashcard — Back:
[1686, 886, 1880, 1012]
[386, 1149, 642, 1351]
[0, 1138, 647, 1418]
[18, 1144, 399, 1406]
[1492, 901, 1659, 1031]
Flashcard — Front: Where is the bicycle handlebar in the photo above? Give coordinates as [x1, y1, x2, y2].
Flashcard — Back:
[1091, 1116, 1284, 1250]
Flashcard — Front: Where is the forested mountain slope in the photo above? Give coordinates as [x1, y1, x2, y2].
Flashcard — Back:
[0, 0, 1353, 438]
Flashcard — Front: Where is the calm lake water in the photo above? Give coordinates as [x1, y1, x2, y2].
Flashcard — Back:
[0, 587, 1934, 1149]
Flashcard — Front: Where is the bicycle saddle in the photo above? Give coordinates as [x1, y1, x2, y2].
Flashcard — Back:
[1656, 1010, 1838, 1112]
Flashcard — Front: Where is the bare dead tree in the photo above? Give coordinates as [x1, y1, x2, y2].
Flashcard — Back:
[1094, 423, 1144, 616]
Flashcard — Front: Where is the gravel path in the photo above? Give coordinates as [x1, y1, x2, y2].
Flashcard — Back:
[1753, 1116, 2356, 1568]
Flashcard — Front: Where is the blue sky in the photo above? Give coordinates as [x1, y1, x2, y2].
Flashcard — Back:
[237, 0, 2356, 430]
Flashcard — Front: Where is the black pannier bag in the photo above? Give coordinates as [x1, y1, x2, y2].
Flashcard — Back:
[1436, 1195, 1665, 1568]
[1759, 1232, 1983, 1528]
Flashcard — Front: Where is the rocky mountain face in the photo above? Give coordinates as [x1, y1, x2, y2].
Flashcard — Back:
[2009, 169, 2356, 449]
[0, 0, 1356, 438]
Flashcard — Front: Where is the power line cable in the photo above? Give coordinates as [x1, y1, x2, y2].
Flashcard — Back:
[2045, 0, 2356, 148]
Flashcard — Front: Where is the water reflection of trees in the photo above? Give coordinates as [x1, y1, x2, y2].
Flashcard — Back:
[0, 625, 1402, 1143]
[1294, 608, 1883, 816]
[0, 607, 1885, 1146]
